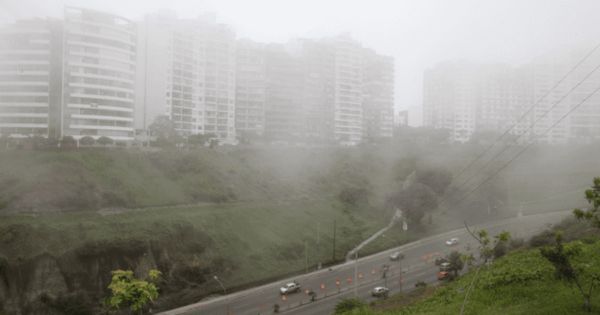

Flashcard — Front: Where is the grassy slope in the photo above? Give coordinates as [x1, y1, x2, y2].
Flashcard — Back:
[345, 240, 600, 315]
[0, 199, 386, 290]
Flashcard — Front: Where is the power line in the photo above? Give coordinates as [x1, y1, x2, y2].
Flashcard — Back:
[445, 44, 600, 193]
[519, 185, 589, 206]
[449, 80, 600, 208]
[451, 60, 600, 197]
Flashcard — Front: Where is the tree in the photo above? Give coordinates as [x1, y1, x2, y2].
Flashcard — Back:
[389, 183, 438, 225]
[493, 230, 511, 259]
[540, 233, 600, 312]
[464, 227, 511, 264]
[149, 115, 181, 147]
[27, 135, 47, 149]
[573, 177, 600, 228]
[392, 157, 417, 182]
[187, 133, 214, 148]
[416, 167, 453, 195]
[338, 186, 369, 207]
[447, 250, 464, 277]
[60, 136, 77, 148]
[79, 136, 95, 146]
[97, 136, 114, 146]
[461, 252, 475, 270]
[334, 298, 366, 314]
[106, 269, 162, 314]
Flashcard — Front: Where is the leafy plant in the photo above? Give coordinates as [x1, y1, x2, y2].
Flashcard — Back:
[334, 298, 366, 314]
[573, 177, 600, 228]
[540, 233, 600, 312]
[106, 269, 162, 314]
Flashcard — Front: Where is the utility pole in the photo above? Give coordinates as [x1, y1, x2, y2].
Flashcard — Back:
[317, 222, 321, 269]
[213, 276, 229, 315]
[399, 256, 404, 293]
[304, 240, 308, 274]
[332, 219, 337, 261]
[354, 250, 358, 297]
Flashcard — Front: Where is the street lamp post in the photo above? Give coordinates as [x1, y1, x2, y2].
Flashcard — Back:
[354, 250, 359, 297]
[213, 276, 229, 315]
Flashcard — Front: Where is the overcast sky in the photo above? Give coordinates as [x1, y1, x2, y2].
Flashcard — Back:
[2, 0, 600, 125]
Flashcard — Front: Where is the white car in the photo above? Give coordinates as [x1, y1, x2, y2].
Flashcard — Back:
[445, 238, 459, 246]
[279, 281, 301, 295]
[389, 251, 404, 261]
[439, 262, 451, 271]
[371, 286, 390, 297]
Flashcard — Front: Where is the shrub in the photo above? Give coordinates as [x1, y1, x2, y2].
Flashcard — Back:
[510, 238, 525, 249]
[79, 136, 95, 146]
[529, 230, 555, 248]
[97, 136, 114, 146]
[60, 136, 77, 149]
[334, 298, 366, 314]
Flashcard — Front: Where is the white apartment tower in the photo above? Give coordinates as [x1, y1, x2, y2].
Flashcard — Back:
[0, 19, 61, 138]
[137, 11, 236, 143]
[0, 8, 137, 142]
[235, 40, 266, 138]
[423, 50, 600, 144]
[362, 49, 394, 140]
[423, 62, 479, 142]
[332, 35, 364, 145]
[63, 7, 137, 141]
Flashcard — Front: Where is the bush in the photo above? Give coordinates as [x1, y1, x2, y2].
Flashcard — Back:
[510, 238, 525, 249]
[60, 136, 77, 148]
[79, 136, 95, 146]
[97, 136, 114, 146]
[41, 292, 93, 315]
[334, 298, 366, 314]
[338, 186, 370, 207]
[529, 230, 555, 248]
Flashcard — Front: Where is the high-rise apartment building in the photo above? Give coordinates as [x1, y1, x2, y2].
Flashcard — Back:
[423, 51, 600, 144]
[63, 7, 137, 141]
[262, 43, 306, 141]
[235, 40, 266, 138]
[0, 7, 136, 142]
[137, 11, 236, 143]
[423, 62, 479, 142]
[362, 49, 394, 140]
[297, 38, 336, 143]
[331, 35, 365, 145]
[0, 19, 61, 139]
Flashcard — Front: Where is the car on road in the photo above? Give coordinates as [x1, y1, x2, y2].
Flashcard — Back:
[437, 271, 450, 280]
[439, 262, 451, 271]
[371, 286, 390, 297]
[389, 251, 404, 261]
[445, 237, 459, 246]
[279, 281, 301, 295]
[434, 256, 448, 266]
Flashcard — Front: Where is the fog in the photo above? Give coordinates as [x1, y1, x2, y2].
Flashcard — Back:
[3, 0, 600, 124]
[1, 1, 600, 314]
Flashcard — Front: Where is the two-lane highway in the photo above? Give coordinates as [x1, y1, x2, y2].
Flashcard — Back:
[161, 210, 569, 315]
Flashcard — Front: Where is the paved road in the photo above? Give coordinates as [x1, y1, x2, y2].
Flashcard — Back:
[160, 211, 569, 315]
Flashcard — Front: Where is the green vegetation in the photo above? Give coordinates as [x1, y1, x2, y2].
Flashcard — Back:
[106, 269, 162, 314]
[335, 298, 367, 314]
[0, 198, 385, 312]
[574, 177, 600, 228]
[1, 144, 599, 314]
[540, 233, 600, 312]
[340, 240, 600, 315]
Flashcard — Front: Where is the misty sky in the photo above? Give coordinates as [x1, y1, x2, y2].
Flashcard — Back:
[2, 0, 600, 125]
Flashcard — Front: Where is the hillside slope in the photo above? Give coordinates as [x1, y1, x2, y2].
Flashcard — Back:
[345, 238, 600, 315]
